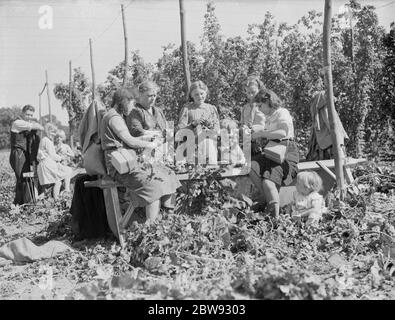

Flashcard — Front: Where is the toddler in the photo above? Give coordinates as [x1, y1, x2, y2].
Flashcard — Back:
[292, 171, 326, 226]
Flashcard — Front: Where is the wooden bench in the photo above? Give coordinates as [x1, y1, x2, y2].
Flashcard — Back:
[84, 157, 366, 246]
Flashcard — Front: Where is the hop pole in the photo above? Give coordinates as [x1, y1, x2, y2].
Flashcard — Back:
[323, 0, 346, 198]
[179, 0, 191, 100]
[45, 70, 52, 123]
[121, 4, 129, 87]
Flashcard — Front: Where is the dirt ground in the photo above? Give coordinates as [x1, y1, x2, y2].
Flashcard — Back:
[1, 148, 395, 300]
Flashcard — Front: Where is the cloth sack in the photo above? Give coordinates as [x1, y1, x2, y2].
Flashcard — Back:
[111, 148, 138, 174]
[83, 141, 106, 176]
[263, 140, 288, 164]
[0, 237, 72, 262]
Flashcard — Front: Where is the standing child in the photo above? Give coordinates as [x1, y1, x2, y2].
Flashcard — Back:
[292, 171, 326, 226]
[178, 80, 220, 164]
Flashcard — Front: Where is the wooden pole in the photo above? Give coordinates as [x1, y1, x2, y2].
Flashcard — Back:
[38, 83, 46, 126]
[179, 0, 191, 100]
[89, 38, 96, 102]
[45, 70, 52, 123]
[69, 60, 74, 148]
[89, 38, 100, 133]
[323, 0, 346, 197]
[121, 4, 129, 87]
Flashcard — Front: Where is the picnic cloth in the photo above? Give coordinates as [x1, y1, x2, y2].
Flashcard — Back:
[0, 237, 72, 263]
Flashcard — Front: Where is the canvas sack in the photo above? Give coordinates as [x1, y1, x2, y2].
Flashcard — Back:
[111, 148, 138, 174]
[263, 140, 288, 164]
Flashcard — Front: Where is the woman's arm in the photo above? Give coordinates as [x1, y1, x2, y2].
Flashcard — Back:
[251, 123, 288, 140]
[110, 116, 157, 150]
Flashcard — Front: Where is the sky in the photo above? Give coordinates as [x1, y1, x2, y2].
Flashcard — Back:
[1, 0, 394, 125]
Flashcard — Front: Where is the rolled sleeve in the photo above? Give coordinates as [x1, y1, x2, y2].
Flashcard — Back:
[11, 120, 33, 133]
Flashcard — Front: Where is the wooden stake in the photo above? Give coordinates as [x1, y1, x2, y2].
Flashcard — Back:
[89, 38, 95, 102]
[69, 60, 74, 147]
[121, 4, 129, 87]
[38, 82, 46, 128]
[45, 70, 52, 123]
[323, 0, 346, 197]
[179, 0, 191, 100]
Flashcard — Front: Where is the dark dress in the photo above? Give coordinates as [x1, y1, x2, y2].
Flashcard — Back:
[126, 103, 167, 136]
[9, 118, 40, 205]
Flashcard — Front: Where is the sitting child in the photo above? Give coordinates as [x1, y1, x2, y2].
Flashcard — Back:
[292, 171, 326, 226]
[54, 130, 75, 166]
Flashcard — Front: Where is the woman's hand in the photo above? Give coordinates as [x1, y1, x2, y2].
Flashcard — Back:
[190, 119, 202, 128]
[147, 137, 163, 150]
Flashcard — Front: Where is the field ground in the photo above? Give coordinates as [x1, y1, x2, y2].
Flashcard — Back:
[0, 148, 394, 300]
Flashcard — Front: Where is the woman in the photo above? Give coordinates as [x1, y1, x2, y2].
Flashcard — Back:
[37, 123, 72, 199]
[240, 75, 267, 157]
[250, 88, 299, 219]
[101, 87, 181, 221]
[177, 80, 220, 164]
[126, 81, 167, 138]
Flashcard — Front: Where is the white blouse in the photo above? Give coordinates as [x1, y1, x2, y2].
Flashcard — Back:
[265, 107, 294, 139]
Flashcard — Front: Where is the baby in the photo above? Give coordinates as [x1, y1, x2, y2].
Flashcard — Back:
[292, 171, 326, 226]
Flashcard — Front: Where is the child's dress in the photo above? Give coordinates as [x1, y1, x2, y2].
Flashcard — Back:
[292, 191, 326, 222]
[55, 142, 75, 165]
[178, 102, 220, 164]
[37, 137, 72, 185]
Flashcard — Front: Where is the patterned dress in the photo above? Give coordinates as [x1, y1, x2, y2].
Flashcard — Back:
[101, 108, 181, 207]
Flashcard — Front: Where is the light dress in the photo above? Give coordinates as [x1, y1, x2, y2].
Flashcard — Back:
[292, 191, 326, 218]
[37, 136, 72, 185]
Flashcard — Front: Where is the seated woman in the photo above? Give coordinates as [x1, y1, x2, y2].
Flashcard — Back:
[178, 80, 220, 164]
[101, 87, 181, 221]
[126, 81, 168, 160]
[250, 88, 299, 219]
[37, 123, 73, 200]
[54, 129, 75, 166]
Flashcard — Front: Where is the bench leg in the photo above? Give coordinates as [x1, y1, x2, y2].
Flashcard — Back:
[103, 187, 125, 248]
[120, 203, 136, 229]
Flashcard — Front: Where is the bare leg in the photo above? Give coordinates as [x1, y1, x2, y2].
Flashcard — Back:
[145, 200, 161, 222]
[161, 194, 175, 208]
[261, 179, 280, 218]
[63, 175, 71, 192]
[53, 181, 61, 200]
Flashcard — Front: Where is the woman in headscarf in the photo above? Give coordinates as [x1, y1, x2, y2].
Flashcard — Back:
[37, 123, 73, 199]
[101, 87, 181, 221]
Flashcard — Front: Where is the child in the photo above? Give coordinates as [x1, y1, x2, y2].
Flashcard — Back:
[292, 171, 326, 226]
[178, 80, 220, 164]
[37, 123, 73, 200]
[54, 130, 75, 166]
[240, 76, 266, 156]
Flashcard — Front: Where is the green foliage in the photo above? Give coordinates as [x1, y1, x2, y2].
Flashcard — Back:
[53, 68, 91, 141]
[0, 106, 21, 149]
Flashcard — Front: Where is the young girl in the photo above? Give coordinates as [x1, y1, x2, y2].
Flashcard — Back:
[54, 130, 75, 166]
[292, 171, 326, 226]
[178, 80, 220, 164]
[37, 123, 73, 200]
